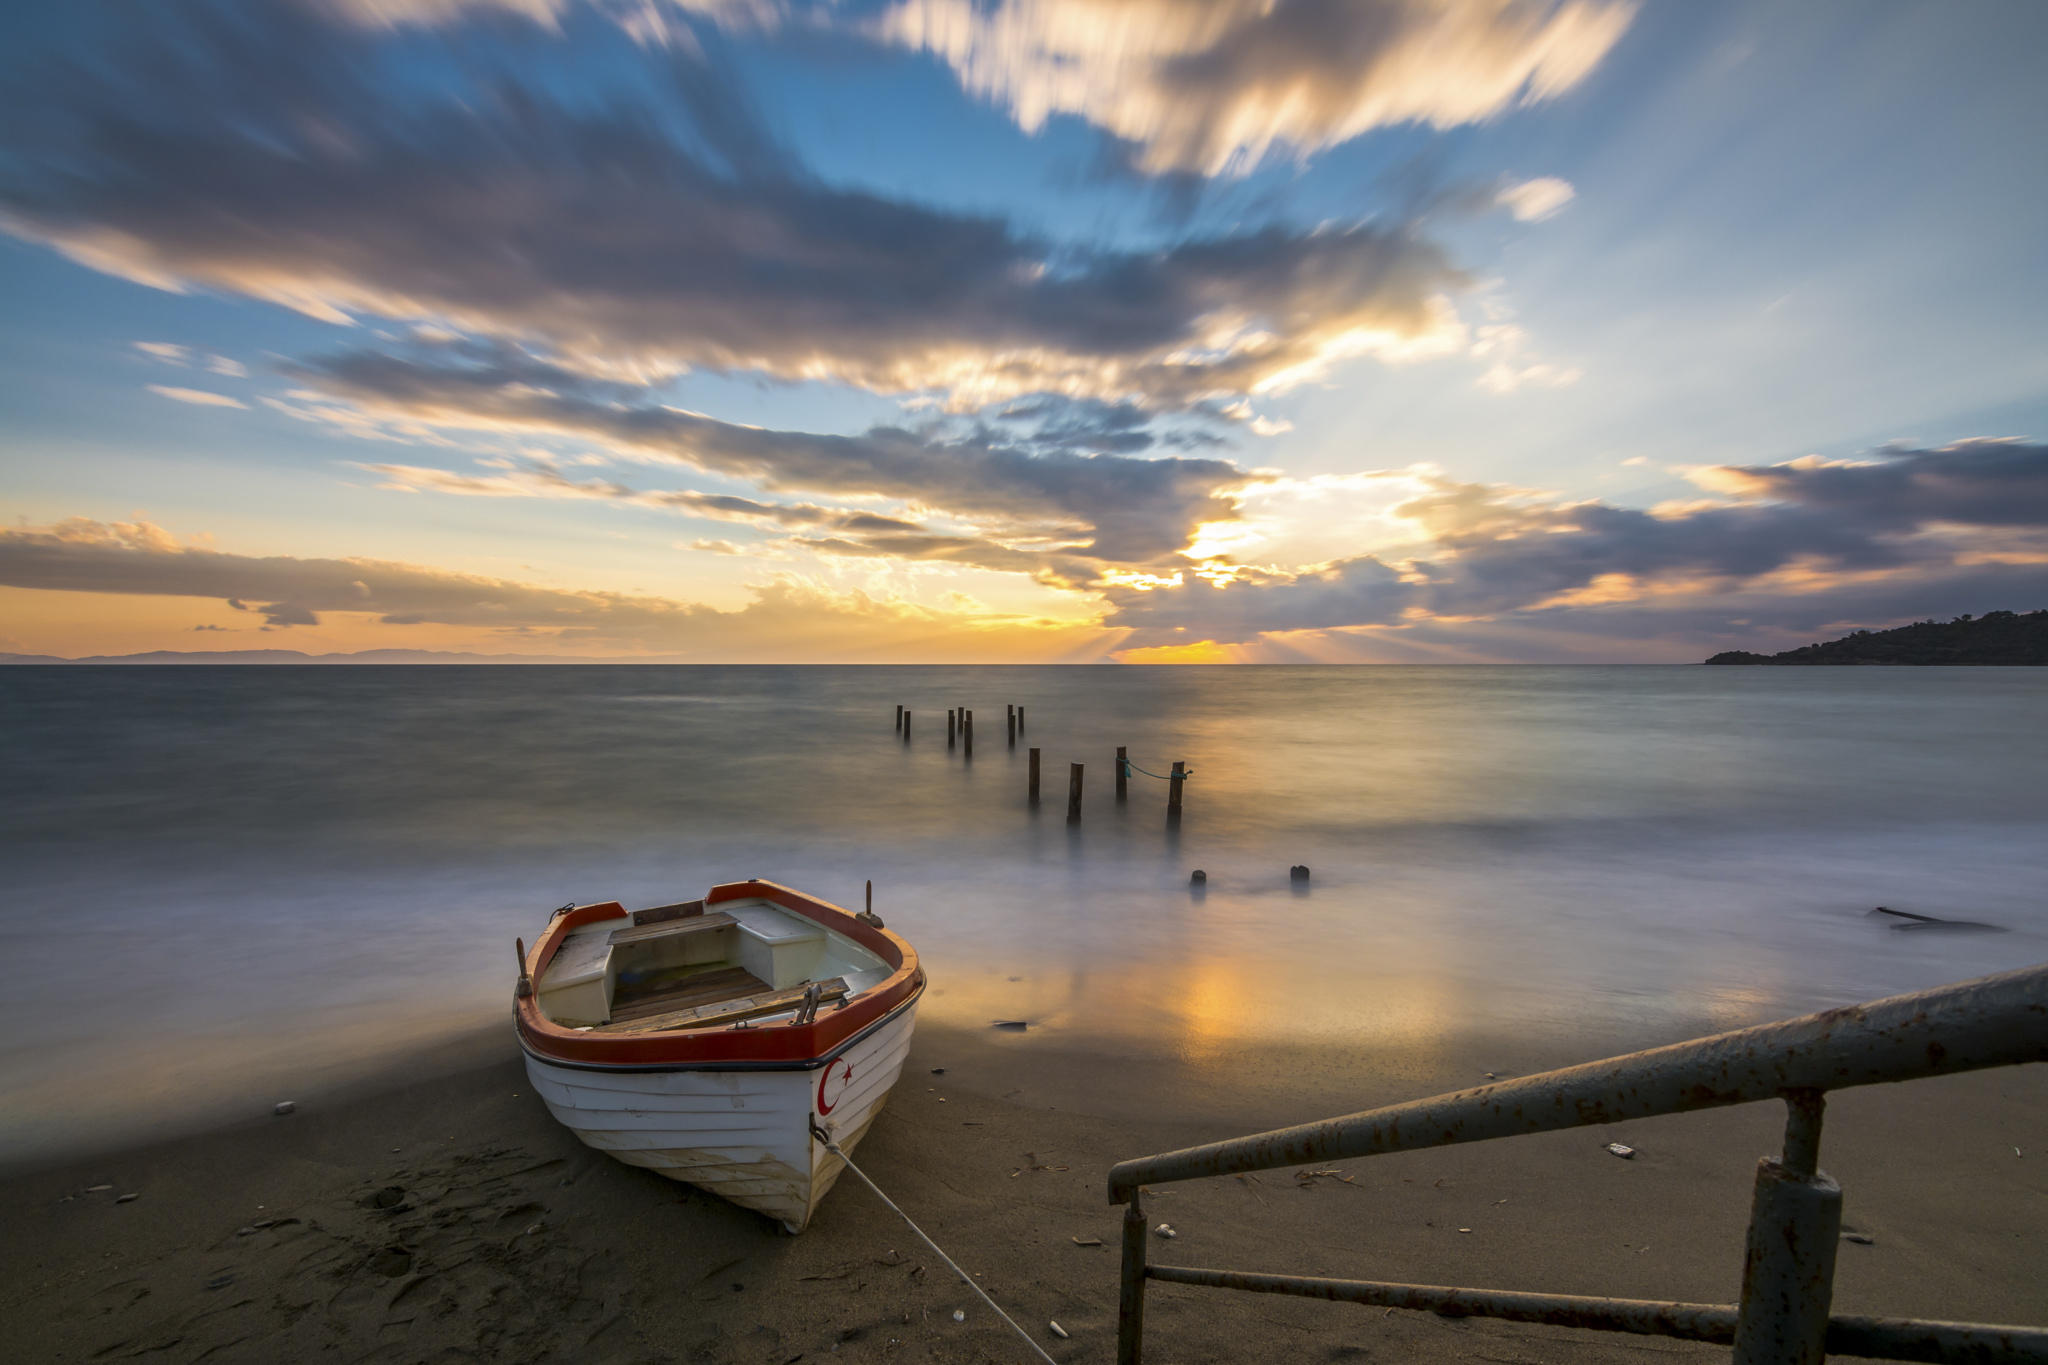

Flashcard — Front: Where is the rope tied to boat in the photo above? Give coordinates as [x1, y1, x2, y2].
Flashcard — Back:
[811, 1121, 1060, 1365]
[1119, 757, 1190, 781]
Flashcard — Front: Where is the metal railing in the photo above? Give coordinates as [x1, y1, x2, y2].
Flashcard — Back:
[1107, 962, 2048, 1364]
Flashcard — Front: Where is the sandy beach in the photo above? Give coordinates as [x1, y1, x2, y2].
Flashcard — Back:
[5, 1018, 2044, 1364]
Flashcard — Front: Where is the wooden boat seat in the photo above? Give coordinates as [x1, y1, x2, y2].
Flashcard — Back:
[608, 910, 737, 946]
[600, 976, 852, 1035]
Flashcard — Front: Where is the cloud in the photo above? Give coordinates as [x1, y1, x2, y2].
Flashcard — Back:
[1495, 176, 1575, 222]
[0, 516, 1109, 659]
[147, 384, 248, 409]
[134, 342, 192, 364]
[875, 0, 1635, 176]
[0, 5, 1468, 410]
[1102, 440, 2048, 648]
[293, 342, 1250, 562]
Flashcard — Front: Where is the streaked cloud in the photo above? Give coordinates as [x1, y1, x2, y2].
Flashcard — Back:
[1103, 440, 2048, 649]
[290, 342, 1250, 563]
[0, 516, 1106, 658]
[876, 0, 1635, 176]
[0, 6, 1470, 410]
[1495, 176, 1575, 222]
[146, 385, 248, 409]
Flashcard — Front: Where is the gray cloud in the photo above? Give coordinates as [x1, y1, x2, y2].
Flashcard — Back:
[0, 517, 1100, 658]
[0, 4, 1466, 409]
[1104, 440, 2048, 645]
[297, 343, 1248, 562]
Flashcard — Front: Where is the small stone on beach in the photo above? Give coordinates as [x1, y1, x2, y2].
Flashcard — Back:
[116, 1192, 139, 1203]
[1604, 1143, 1635, 1159]
[1843, 1232, 1875, 1245]
[930, 1067, 945, 1075]
[1049, 1321, 1070, 1339]
[273, 1101, 295, 1116]
[951, 1310, 965, 1323]
[992, 1020, 1028, 1030]
[1071, 1236, 1102, 1246]
[1153, 1223, 1176, 1239]
[85, 1184, 112, 1193]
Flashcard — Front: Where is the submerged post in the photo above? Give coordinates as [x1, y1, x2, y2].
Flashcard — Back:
[1168, 760, 1185, 816]
[1068, 762, 1084, 824]
[1115, 746, 1129, 801]
[1028, 747, 1041, 803]
[1732, 1092, 1839, 1365]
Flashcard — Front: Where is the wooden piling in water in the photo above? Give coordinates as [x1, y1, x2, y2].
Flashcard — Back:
[1068, 762, 1084, 824]
[902, 710, 911, 742]
[1168, 760, 1185, 815]
[1116, 745, 1129, 801]
[895, 704, 903, 733]
[1017, 705, 1025, 733]
[948, 708, 956, 749]
[1007, 704, 1016, 748]
[964, 709, 974, 757]
[1028, 747, 1041, 804]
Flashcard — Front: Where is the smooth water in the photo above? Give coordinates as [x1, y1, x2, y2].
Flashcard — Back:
[4, 665, 2044, 1161]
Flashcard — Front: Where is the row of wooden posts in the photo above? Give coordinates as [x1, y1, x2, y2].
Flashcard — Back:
[892, 705, 1186, 823]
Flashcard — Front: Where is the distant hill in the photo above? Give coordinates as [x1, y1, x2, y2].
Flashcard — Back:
[0, 648, 668, 665]
[1705, 610, 2048, 665]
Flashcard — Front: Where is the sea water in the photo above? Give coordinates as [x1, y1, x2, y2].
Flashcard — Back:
[3, 665, 2043, 1162]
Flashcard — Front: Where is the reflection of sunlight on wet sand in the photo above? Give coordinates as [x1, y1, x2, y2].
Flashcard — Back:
[919, 914, 1470, 1091]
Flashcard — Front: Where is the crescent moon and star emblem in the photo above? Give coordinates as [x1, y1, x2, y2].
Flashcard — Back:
[817, 1057, 854, 1115]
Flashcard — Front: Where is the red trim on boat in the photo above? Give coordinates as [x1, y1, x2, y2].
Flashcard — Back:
[514, 879, 923, 1069]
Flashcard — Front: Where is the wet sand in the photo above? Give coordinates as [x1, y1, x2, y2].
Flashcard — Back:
[4, 1022, 2044, 1364]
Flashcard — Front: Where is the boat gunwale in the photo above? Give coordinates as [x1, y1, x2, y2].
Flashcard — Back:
[517, 977, 925, 1073]
[515, 878, 923, 1068]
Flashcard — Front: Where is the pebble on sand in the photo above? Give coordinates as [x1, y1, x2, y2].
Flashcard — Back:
[1605, 1142, 1636, 1159]
[115, 1193, 139, 1204]
[1153, 1223, 1176, 1239]
[273, 1101, 296, 1116]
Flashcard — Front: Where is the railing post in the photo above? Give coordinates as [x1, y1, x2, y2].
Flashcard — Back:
[1118, 1192, 1148, 1365]
[1732, 1091, 1840, 1365]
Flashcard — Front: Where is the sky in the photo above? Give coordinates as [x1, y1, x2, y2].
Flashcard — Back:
[1, 0, 2044, 662]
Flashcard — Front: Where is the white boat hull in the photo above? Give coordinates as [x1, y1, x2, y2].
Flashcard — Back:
[523, 999, 917, 1231]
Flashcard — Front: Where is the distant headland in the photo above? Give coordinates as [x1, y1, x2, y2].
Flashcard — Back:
[1705, 610, 2048, 665]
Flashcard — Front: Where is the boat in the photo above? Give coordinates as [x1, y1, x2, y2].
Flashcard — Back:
[514, 878, 925, 1232]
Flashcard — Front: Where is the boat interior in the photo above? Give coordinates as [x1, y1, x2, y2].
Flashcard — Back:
[534, 896, 894, 1033]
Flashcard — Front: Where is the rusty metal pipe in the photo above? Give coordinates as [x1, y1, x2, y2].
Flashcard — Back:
[1139, 1267, 2048, 1363]
[1108, 962, 2048, 1201]
[1143, 1266, 1741, 1342]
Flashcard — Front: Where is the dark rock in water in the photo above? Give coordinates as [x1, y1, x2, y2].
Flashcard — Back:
[991, 1020, 1029, 1031]
[1289, 865, 1310, 881]
[1869, 905, 2005, 933]
[1189, 869, 1207, 883]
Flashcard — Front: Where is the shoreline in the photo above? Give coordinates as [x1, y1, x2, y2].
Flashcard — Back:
[5, 1022, 2044, 1363]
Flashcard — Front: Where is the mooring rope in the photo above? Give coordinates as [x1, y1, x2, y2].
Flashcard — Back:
[1119, 757, 1190, 781]
[815, 1125, 1061, 1364]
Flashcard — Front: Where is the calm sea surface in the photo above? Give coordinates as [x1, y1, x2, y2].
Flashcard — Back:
[4, 665, 2044, 1162]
